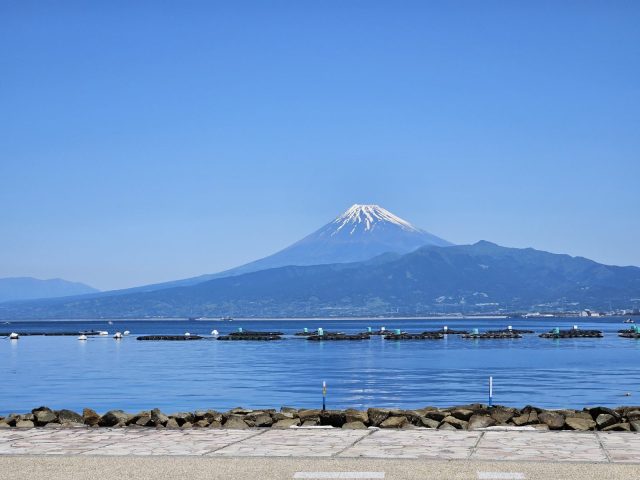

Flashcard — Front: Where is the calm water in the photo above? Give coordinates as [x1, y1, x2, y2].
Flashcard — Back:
[1, 317, 639, 414]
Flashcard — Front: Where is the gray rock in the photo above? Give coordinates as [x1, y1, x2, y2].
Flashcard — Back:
[151, 409, 169, 426]
[223, 416, 249, 429]
[35, 410, 57, 425]
[320, 410, 345, 428]
[0, 422, 11, 429]
[135, 416, 152, 427]
[442, 416, 468, 430]
[57, 409, 83, 424]
[588, 407, 620, 421]
[603, 422, 631, 431]
[630, 420, 640, 432]
[44, 422, 62, 429]
[345, 409, 368, 424]
[170, 412, 194, 426]
[194, 419, 209, 428]
[272, 418, 300, 429]
[302, 420, 319, 427]
[15, 420, 34, 428]
[596, 414, 617, 429]
[565, 417, 596, 431]
[251, 413, 273, 427]
[379, 416, 408, 428]
[298, 409, 321, 422]
[419, 417, 440, 429]
[468, 415, 496, 430]
[165, 418, 180, 429]
[100, 410, 130, 427]
[438, 422, 457, 430]
[490, 408, 516, 424]
[538, 411, 565, 430]
[180, 421, 193, 429]
[424, 410, 448, 422]
[451, 409, 474, 421]
[367, 408, 390, 427]
[342, 421, 367, 429]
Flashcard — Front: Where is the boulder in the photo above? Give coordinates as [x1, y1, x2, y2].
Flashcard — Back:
[450, 409, 474, 421]
[180, 421, 193, 429]
[379, 416, 408, 428]
[468, 415, 496, 430]
[170, 412, 194, 426]
[0, 422, 10, 429]
[100, 410, 130, 427]
[588, 407, 620, 421]
[298, 409, 321, 422]
[490, 408, 516, 424]
[15, 420, 34, 428]
[83, 408, 101, 426]
[626, 410, 640, 421]
[135, 416, 152, 427]
[538, 411, 565, 430]
[565, 417, 596, 431]
[209, 421, 223, 428]
[630, 421, 640, 432]
[280, 407, 298, 415]
[302, 420, 319, 427]
[419, 417, 440, 429]
[273, 412, 295, 421]
[424, 410, 447, 422]
[367, 408, 390, 427]
[345, 409, 368, 425]
[320, 410, 345, 428]
[442, 416, 468, 430]
[251, 413, 273, 427]
[203, 410, 223, 423]
[57, 409, 83, 424]
[229, 407, 253, 415]
[596, 414, 617, 429]
[165, 418, 180, 429]
[602, 422, 631, 431]
[151, 409, 169, 426]
[194, 420, 209, 428]
[223, 416, 249, 429]
[342, 421, 367, 430]
[438, 422, 457, 430]
[35, 410, 57, 425]
[272, 418, 300, 429]
[31, 406, 53, 415]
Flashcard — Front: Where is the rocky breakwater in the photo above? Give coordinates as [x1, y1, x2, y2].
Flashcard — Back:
[383, 332, 444, 340]
[307, 333, 370, 341]
[462, 330, 522, 339]
[3, 405, 640, 432]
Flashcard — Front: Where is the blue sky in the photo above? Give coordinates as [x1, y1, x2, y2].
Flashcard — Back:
[1, 1, 639, 290]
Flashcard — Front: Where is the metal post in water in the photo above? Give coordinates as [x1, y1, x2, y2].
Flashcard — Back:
[303, 327, 308, 333]
[318, 328, 324, 336]
[322, 381, 327, 411]
[489, 376, 494, 407]
[367, 327, 372, 333]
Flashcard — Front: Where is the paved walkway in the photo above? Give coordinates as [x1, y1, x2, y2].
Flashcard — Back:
[0, 427, 639, 463]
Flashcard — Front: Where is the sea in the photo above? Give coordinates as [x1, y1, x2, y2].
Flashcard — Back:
[1, 317, 638, 415]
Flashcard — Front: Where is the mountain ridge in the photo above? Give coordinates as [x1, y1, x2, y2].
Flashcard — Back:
[0, 277, 99, 303]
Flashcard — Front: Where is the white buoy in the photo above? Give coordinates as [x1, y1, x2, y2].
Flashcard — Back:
[113, 332, 123, 339]
[507, 325, 513, 331]
[211, 329, 219, 336]
[381, 326, 386, 331]
[185, 332, 191, 337]
[9, 332, 19, 340]
[573, 325, 579, 330]
[98, 331, 108, 336]
[443, 325, 448, 332]
[123, 330, 130, 336]
[78, 335, 87, 341]
[108, 321, 113, 325]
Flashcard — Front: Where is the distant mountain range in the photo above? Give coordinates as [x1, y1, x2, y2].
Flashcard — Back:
[1, 204, 638, 319]
[0, 277, 98, 303]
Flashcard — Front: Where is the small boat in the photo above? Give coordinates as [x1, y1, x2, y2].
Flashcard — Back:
[123, 330, 130, 336]
[98, 331, 109, 336]
[78, 335, 87, 341]
[220, 316, 233, 321]
[9, 332, 19, 340]
[108, 321, 114, 325]
[624, 318, 635, 324]
[113, 332, 123, 339]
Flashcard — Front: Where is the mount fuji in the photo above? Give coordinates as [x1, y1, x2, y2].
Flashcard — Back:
[119, 204, 452, 293]
[220, 204, 452, 276]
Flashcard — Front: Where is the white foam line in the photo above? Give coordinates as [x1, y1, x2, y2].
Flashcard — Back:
[294, 473, 385, 479]
[478, 473, 525, 480]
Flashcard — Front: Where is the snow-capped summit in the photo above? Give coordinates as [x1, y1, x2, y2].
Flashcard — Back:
[210, 203, 453, 277]
[331, 204, 422, 235]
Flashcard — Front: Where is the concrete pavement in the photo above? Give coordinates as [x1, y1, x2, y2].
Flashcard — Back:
[0, 427, 639, 479]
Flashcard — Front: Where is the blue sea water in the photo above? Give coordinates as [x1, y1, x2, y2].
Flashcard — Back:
[1, 317, 639, 415]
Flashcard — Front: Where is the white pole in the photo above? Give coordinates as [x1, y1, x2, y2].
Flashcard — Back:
[489, 376, 493, 407]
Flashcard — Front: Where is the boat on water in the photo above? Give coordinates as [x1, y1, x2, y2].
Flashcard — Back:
[220, 316, 233, 321]
[624, 318, 635, 324]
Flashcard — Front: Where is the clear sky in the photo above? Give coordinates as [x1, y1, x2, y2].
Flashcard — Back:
[1, 1, 639, 291]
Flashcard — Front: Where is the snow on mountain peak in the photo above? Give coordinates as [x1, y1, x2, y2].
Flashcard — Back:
[332, 204, 421, 235]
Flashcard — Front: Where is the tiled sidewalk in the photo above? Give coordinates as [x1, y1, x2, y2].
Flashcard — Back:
[0, 428, 638, 463]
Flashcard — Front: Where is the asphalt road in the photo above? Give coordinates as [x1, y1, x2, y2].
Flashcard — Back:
[0, 456, 638, 480]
